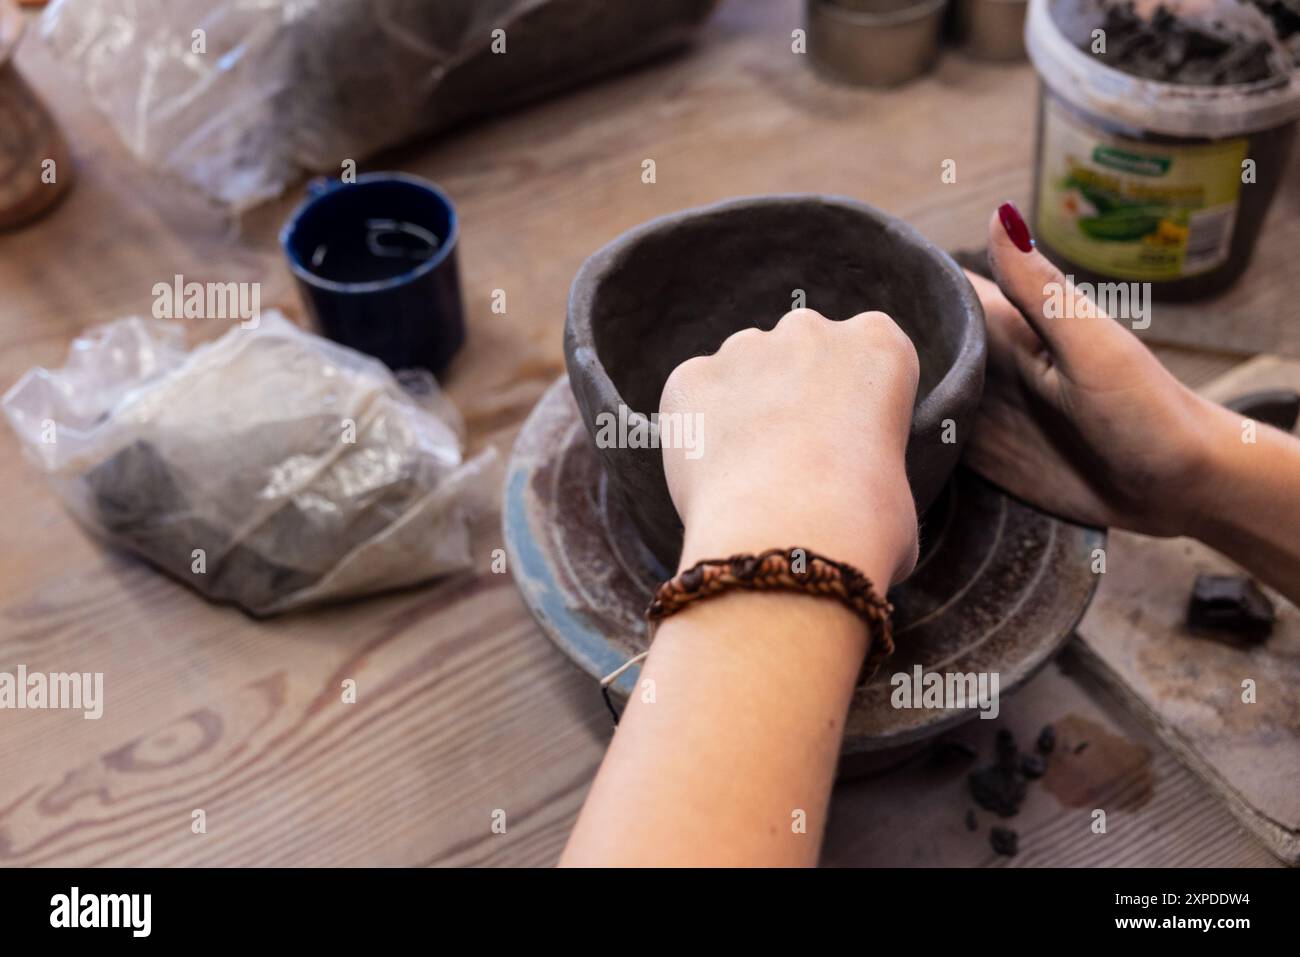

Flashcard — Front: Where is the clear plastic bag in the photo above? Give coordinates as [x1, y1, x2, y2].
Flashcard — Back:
[3, 313, 497, 616]
[40, 0, 718, 209]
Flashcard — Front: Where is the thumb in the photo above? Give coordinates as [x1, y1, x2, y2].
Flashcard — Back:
[987, 202, 1115, 373]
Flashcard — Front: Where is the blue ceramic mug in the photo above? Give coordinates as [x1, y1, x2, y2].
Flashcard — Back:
[280, 172, 465, 374]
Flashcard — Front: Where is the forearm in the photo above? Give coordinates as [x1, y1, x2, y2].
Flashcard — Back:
[1191, 402, 1300, 604]
[561, 512, 895, 867]
[560, 306, 917, 867]
[560, 589, 870, 867]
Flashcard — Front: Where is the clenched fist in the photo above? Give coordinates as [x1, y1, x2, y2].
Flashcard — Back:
[658, 307, 921, 587]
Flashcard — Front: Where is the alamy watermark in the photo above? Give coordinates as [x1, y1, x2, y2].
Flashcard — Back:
[152, 274, 260, 329]
[0, 666, 103, 719]
[1044, 277, 1150, 330]
[50, 887, 150, 937]
[595, 404, 704, 460]
[890, 665, 1000, 719]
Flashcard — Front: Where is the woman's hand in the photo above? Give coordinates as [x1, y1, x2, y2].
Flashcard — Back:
[659, 307, 920, 587]
[964, 203, 1222, 537]
[563, 306, 922, 867]
[968, 203, 1300, 602]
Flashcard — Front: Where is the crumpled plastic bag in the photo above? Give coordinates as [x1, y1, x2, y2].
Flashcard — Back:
[3, 312, 497, 616]
[40, 0, 718, 209]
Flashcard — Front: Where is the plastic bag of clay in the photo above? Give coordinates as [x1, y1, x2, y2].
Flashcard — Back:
[39, 0, 719, 210]
[2, 312, 497, 616]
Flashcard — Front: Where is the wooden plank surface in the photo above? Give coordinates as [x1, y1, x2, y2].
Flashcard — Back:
[0, 0, 1284, 866]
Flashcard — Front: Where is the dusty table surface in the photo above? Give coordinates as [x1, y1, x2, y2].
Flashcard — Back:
[0, 0, 1284, 866]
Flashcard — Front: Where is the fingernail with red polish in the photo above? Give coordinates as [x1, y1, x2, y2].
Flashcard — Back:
[998, 201, 1034, 253]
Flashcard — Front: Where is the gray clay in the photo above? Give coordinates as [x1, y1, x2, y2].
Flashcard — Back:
[564, 194, 987, 567]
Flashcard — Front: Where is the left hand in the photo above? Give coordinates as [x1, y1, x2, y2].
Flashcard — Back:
[961, 205, 1219, 536]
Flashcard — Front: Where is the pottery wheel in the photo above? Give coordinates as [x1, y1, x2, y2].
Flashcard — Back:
[504, 377, 1106, 754]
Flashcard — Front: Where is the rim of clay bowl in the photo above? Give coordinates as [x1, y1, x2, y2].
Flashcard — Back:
[0, 0, 23, 67]
[567, 193, 986, 462]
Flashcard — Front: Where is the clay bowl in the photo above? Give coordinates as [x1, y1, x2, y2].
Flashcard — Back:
[565, 194, 986, 568]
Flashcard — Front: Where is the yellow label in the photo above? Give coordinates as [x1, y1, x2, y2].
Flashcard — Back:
[1037, 97, 1247, 281]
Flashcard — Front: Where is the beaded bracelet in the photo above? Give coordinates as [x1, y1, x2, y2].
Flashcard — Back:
[645, 547, 895, 677]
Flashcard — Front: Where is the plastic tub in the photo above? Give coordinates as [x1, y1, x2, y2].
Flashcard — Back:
[1025, 0, 1300, 300]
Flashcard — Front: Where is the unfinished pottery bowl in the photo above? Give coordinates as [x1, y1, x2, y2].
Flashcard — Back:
[565, 194, 987, 567]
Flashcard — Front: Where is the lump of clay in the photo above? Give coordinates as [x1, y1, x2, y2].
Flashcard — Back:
[1187, 574, 1276, 640]
[4, 312, 496, 616]
[1223, 388, 1300, 432]
[1054, 0, 1294, 84]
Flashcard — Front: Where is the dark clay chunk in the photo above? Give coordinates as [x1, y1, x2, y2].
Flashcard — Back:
[1061, 0, 1286, 84]
[995, 728, 1019, 771]
[1224, 389, 1300, 433]
[932, 739, 980, 766]
[1020, 753, 1048, 780]
[990, 826, 1020, 857]
[969, 766, 1028, 817]
[1188, 574, 1276, 640]
[967, 727, 1061, 852]
[1251, 0, 1300, 39]
[1037, 725, 1057, 755]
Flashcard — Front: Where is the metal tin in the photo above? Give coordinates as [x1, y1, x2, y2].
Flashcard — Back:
[807, 0, 948, 87]
[953, 0, 1027, 61]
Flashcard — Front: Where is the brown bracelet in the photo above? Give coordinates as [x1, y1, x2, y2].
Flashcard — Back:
[646, 547, 895, 677]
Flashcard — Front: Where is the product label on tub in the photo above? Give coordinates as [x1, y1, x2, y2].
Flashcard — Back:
[1036, 97, 1247, 281]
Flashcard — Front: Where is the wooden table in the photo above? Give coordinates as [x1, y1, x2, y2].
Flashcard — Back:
[0, 0, 1284, 866]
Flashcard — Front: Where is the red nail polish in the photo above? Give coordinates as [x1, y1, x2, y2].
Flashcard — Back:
[998, 201, 1034, 253]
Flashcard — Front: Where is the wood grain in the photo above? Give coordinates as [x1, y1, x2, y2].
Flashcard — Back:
[0, 0, 1284, 865]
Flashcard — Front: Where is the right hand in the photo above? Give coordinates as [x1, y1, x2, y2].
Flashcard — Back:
[659, 307, 921, 587]
[963, 203, 1228, 537]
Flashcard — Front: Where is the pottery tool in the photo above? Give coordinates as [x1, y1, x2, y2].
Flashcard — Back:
[1074, 355, 1300, 864]
[503, 377, 1104, 769]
